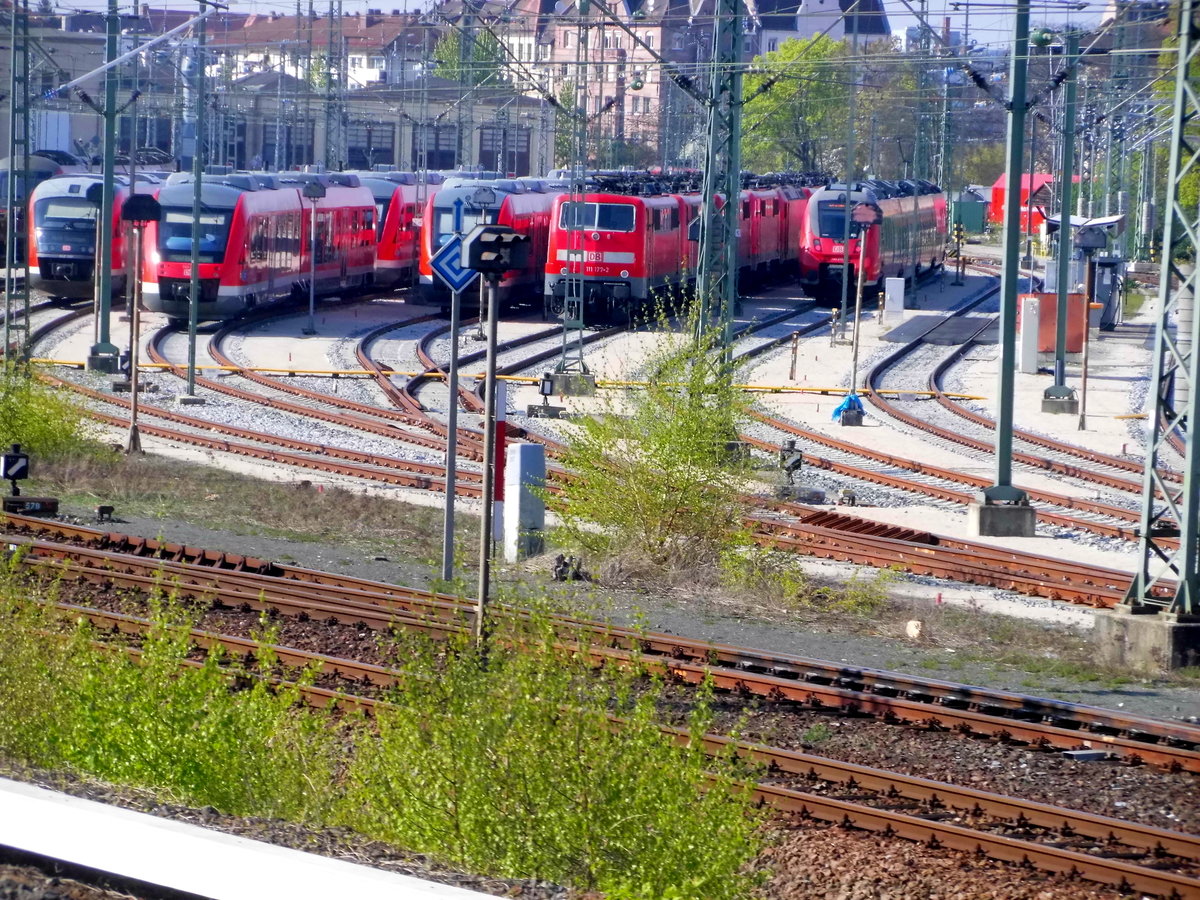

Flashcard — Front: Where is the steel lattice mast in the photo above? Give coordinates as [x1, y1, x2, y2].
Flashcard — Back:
[695, 0, 742, 348]
[1125, 0, 1200, 616]
[3, 0, 30, 361]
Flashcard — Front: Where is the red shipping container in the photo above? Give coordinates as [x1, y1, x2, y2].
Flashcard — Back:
[1016, 293, 1086, 353]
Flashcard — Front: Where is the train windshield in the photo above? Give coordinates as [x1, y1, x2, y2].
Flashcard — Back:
[431, 206, 496, 247]
[33, 197, 100, 231]
[158, 208, 231, 262]
[559, 202, 635, 232]
[816, 201, 863, 239]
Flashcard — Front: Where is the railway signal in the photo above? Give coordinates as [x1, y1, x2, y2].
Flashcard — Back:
[1, 444, 29, 495]
[118, 194, 162, 455]
[952, 223, 966, 285]
[461, 223, 530, 651]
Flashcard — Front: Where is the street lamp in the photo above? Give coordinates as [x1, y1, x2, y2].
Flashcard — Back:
[302, 180, 326, 335]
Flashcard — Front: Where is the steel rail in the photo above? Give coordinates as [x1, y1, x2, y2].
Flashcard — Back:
[13, 537, 1199, 772]
[741, 423, 1146, 542]
[62, 602, 1200, 897]
[37, 377, 477, 496]
[145, 324, 461, 457]
[750, 519, 1130, 606]
[861, 306, 1163, 506]
[7, 515, 1197, 752]
[927, 332, 1180, 484]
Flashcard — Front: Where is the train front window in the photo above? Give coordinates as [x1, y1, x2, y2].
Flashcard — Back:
[34, 197, 99, 232]
[817, 202, 862, 239]
[432, 206, 496, 247]
[559, 202, 635, 232]
[158, 209, 231, 262]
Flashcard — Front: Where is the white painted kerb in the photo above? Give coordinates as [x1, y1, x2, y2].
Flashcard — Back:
[0, 777, 489, 899]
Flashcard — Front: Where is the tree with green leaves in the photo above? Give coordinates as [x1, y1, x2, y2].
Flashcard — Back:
[432, 29, 504, 87]
[553, 81, 579, 167]
[742, 35, 850, 173]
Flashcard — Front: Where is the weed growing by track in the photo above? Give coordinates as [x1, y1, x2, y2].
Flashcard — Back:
[0, 569, 766, 899]
[549, 316, 756, 575]
[0, 363, 95, 459]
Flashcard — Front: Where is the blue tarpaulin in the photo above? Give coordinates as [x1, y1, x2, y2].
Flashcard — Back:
[831, 393, 864, 421]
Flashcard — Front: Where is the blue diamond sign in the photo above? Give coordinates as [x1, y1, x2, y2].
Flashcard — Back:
[430, 235, 479, 294]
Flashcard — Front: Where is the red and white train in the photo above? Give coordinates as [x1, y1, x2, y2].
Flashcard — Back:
[27, 172, 163, 299]
[142, 170, 376, 326]
[418, 177, 557, 309]
[352, 170, 443, 290]
[798, 179, 948, 302]
[543, 179, 813, 321]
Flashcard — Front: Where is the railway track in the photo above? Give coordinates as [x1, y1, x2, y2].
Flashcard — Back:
[5, 514, 1196, 770]
[29, 299, 1175, 608]
[28, 578, 1200, 898]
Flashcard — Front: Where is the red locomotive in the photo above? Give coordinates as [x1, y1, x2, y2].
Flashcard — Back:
[418, 178, 558, 309]
[798, 179, 947, 303]
[543, 177, 813, 321]
[354, 170, 443, 290]
[28, 172, 163, 299]
[142, 170, 376, 327]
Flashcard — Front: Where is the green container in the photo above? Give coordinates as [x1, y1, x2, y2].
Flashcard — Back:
[951, 200, 988, 233]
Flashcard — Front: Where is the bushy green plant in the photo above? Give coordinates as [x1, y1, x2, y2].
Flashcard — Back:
[340, 623, 765, 898]
[0, 569, 766, 898]
[0, 575, 341, 820]
[0, 363, 97, 459]
[550, 312, 756, 571]
[721, 547, 895, 614]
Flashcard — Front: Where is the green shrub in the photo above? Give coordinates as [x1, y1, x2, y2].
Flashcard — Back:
[0, 570, 766, 898]
[341, 624, 764, 898]
[0, 364, 98, 460]
[0, 577, 340, 819]
[551, 314, 756, 572]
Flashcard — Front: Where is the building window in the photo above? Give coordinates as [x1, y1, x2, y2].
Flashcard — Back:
[673, 33, 684, 49]
[594, 65, 603, 81]
[560, 63, 569, 77]
[369, 56, 384, 68]
[349, 56, 362, 69]
[768, 38, 777, 52]
[563, 31, 571, 47]
[646, 34, 654, 49]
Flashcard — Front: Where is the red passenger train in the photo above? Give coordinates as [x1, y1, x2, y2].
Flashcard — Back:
[142, 170, 376, 326]
[352, 170, 443, 290]
[27, 172, 163, 299]
[543, 177, 813, 321]
[798, 179, 948, 303]
[418, 178, 558, 309]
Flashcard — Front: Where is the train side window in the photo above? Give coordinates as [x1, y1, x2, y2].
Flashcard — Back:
[741, 201, 750, 219]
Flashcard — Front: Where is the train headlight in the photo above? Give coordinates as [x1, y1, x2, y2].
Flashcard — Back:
[620, 270, 629, 278]
[813, 239, 822, 251]
[560, 266, 568, 275]
[591, 232, 599, 241]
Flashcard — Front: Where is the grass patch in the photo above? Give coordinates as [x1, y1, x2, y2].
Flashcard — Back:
[36, 454, 474, 566]
[0, 567, 766, 898]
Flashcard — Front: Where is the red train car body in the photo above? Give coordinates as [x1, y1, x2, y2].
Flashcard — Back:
[28, 173, 163, 299]
[418, 178, 558, 309]
[543, 181, 811, 320]
[799, 179, 947, 303]
[354, 171, 442, 290]
[142, 171, 376, 326]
